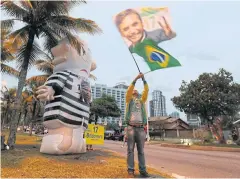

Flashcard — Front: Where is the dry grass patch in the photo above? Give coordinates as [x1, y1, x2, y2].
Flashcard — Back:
[1, 132, 166, 178]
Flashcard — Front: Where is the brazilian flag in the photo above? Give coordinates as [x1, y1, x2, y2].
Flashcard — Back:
[129, 38, 181, 71]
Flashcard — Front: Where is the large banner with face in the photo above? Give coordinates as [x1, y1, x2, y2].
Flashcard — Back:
[113, 7, 181, 72]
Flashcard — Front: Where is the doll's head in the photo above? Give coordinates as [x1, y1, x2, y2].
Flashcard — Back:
[51, 36, 96, 78]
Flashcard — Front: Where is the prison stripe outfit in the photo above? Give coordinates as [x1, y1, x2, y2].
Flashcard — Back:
[43, 70, 90, 128]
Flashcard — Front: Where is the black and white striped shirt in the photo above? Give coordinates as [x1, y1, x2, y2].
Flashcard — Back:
[43, 70, 91, 128]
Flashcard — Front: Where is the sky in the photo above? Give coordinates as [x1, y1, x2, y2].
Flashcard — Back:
[2, 1, 240, 120]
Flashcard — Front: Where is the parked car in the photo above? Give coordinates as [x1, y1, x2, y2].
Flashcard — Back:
[111, 130, 124, 141]
[104, 130, 115, 140]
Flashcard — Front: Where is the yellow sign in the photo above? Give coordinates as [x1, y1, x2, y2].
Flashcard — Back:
[84, 124, 104, 145]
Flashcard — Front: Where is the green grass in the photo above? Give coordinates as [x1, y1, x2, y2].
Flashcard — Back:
[195, 143, 240, 148]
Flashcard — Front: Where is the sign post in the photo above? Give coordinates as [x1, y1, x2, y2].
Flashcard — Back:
[84, 124, 104, 145]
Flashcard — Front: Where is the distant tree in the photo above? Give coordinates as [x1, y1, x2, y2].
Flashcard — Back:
[172, 68, 240, 143]
[106, 123, 119, 130]
[90, 94, 121, 123]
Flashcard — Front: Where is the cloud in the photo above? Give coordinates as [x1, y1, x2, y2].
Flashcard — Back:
[178, 51, 221, 61]
[153, 85, 175, 93]
[118, 76, 131, 84]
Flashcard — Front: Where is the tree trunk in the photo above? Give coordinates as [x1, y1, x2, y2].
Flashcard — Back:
[17, 112, 22, 127]
[216, 119, 226, 144]
[1, 117, 4, 131]
[29, 100, 37, 136]
[29, 122, 33, 136]
[2, 106, 9, 130]
[7, 30, 35, 149]
[23, 109, 28, 131]
[1, 111, 5, 130]
[209, 118, 226, 144]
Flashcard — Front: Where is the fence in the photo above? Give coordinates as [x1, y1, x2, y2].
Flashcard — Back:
[149, 129, 195, 139]
[150, 129, 233, 140]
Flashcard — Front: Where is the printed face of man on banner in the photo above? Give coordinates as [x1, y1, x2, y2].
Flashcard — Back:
[113, 7, 176, 48]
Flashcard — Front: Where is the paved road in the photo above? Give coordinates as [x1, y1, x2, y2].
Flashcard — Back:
[96, 140, 240, 178]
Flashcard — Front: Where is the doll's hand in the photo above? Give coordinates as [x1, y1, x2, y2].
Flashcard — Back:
[36, 86, 55, 101]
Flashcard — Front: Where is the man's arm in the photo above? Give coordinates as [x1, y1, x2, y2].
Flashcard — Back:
[147, 29, 176, 44]
[126, 73, 143, 104]
[125, 79, 136, 104]
[141, 76, 149, 103]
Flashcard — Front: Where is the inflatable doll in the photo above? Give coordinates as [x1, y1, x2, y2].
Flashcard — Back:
[36, 36, 96, 155]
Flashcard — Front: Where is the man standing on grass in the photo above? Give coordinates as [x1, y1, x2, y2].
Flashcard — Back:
[125, 73, 150, 178]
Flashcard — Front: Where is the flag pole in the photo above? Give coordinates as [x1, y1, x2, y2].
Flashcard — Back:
[130, 53, 141, 73]
[144, 70, 152, 75]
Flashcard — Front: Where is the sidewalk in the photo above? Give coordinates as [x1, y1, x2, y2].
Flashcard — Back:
[147, 141, 240, 152]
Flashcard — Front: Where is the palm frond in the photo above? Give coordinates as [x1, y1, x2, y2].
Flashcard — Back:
[16, 41, 45, 71]
[1, 48, 14, 62]
[2, 25, 29, 60]
[50, 16, 102, 35]
[0, 62, 20, 77]
[1, 25, 16, 64]
[8, 88, 17, 96]
[1, 19, 15, 31]
[22, 90, 31, 100]
[7, 25, 29, 49]
[1, 1, 28, 20]
[19, 0, 33, 11]
[39, 25, 61, 53]
[25, 75, 49, 86]
[34, 60, 53, 74]
[1, 28, 11, 37]
[28, 1, 39, 9]
[46, 22, 85, 55]
[62, 1, 86, 11]
[41, 1, 86, 16]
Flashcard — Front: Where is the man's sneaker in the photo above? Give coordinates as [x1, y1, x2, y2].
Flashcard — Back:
[127, 172, 135, 178]
[140, 171, 150, 178]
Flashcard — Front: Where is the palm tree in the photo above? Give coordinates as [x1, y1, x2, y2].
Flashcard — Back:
[1, 87, 30, 130]
[1, 88, 17, 129]
[23, 81, 44, 136]
[1, 1, 102, 149]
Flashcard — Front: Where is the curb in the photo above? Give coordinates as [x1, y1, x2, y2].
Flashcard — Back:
[146, 142, 240, 152]
[172, 173, 186, 179]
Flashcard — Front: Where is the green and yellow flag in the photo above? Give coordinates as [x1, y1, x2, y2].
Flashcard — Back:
[113, 7, 181, 72]
[130, 38, 181, 71]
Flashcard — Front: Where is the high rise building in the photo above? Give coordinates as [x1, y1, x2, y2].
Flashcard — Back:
[149, 90, 167, 117]
[170, 111, 180, 118]
[91, 82, 128, 124]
